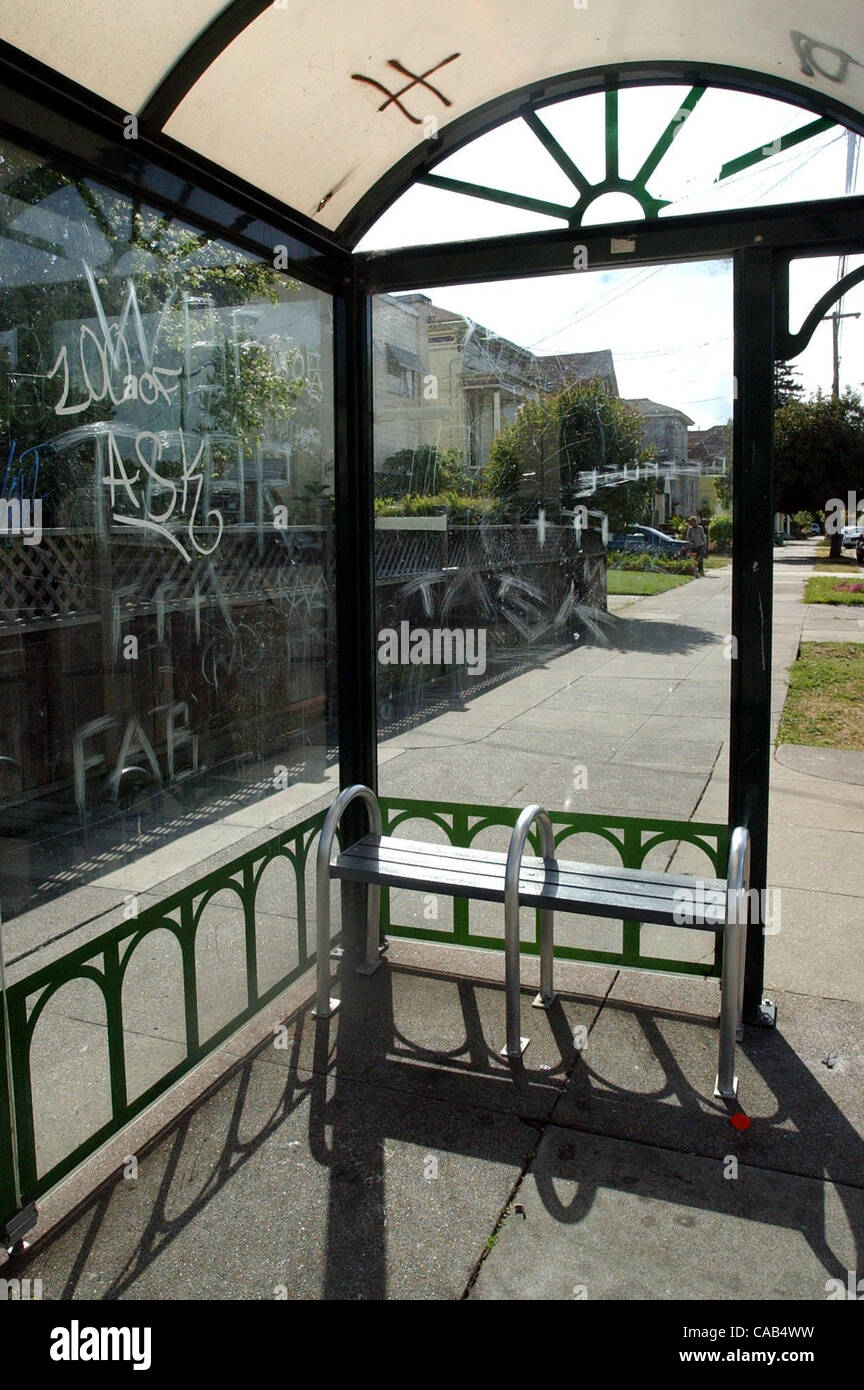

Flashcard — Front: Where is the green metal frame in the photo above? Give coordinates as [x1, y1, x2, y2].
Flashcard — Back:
[0, 1001, 17, 1227]
[0, 794, 727, 1234]
[379, 797, 729, 974]
[2, 808, 327, 1226]
[418, 85, 834, 228]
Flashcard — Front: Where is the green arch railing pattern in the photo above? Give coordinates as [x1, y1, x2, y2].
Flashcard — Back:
[419, 87, 834, 228]
[1, 810, 327, 1229]
[0, 795, 728, 1235]
[380, 797, 728, 972]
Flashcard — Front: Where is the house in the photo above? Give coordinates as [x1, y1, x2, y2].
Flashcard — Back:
[383, 294, 620, 477]
[623, 397, 697, 518]
[688, 423, 732, 515]
[372, 294, 430, 467]
[534, 349, 619, 398]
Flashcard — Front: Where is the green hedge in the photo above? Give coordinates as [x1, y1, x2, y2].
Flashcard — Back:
[708, 512, 733, 552]
[606, 549, 697, 575]
[374, 491, 501, 523]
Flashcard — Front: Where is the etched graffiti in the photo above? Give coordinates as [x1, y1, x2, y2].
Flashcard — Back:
[791, 30, 863, 83]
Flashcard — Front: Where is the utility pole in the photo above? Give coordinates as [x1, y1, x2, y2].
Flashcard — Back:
[822, 309, 861, 397]
[823, 131, 861, 397]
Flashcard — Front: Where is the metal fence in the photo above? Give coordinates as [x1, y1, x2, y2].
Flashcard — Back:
[378, 798, 728, 973]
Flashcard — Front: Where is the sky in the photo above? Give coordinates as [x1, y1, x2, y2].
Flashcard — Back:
[358, 85, 864, 429]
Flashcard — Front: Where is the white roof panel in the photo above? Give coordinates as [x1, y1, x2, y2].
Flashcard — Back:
[1, 0, 862, 237]
[0, 0, 223, 109]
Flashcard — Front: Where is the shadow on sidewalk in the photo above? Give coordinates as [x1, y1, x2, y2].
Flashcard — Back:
[18, 910, 863, 1300]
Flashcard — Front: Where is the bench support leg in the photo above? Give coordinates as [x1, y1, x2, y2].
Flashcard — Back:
[356, 882, 385, 975]
[313, 784, 382, 1019]
[502, 806, 556, 1060]
[715, 826, 750, 1100]
[715, 914, 744, 1099]
[532, 907, 556, 1009]
[312, 854, 340, 1020]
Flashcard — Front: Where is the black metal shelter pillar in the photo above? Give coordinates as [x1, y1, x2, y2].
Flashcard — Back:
[729, 246, 776, 1027]
[333, 268, 378, 840]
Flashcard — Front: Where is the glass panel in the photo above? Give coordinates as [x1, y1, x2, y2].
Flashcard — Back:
[373, 261, 733, 969]
[0, 136, 337, 1179]
[770, 259, 864, 999]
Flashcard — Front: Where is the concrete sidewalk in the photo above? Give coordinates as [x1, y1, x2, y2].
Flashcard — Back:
[5, 541, 863, 1300]
[10, 947, 863, 1300]
[767, 540, 864, 1003]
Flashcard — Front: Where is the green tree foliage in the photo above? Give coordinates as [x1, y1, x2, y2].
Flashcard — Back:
[0, 153, 308, 510]
[774, 389, 864, 558]
[714, 419, 733, 509]
[558, 378, 642, 483]
[708, 511, 733, 552]
[208, 335, 305, 461]
[375, 446, 470, 499]
[483, 377, 656, 529]
[774, 360, 804, 409]
[484, 396, 557, 508]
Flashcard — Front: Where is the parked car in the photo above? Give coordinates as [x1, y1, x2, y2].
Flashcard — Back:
[810, 522, 822, 535]
[841, 524, 864, 549]
[610, 524, 689, 557]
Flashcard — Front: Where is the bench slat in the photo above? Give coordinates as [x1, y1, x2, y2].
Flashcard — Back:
[354, 836, 723, 900]
[332, 835, 726, 929]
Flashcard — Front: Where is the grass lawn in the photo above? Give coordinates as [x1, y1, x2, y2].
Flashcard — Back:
[804, 575, 864, 606]
[778, 643, 864, 750]
[814, 559, 863, 574]
[705, 555, 731, 569]
[607, 570, 692, 596]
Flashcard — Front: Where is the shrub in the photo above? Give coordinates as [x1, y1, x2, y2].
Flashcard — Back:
[374, 492, 499, 524]
[606, 549, 696, 575]
[483, 434, 523, 506]
[708, 512, 733, 552]
[375, 447, 470, 499]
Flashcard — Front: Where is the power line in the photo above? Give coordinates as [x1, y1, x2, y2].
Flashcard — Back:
[527, 265, 665, 349]
[614, 336, 732, 359]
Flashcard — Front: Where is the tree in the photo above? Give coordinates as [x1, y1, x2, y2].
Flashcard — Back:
[483, 376, 656, 530]
[774, 360, 804, 409]
[714, 418, 734, 509]
[375, 446, 469, 499]
[0, 157, 310, 519]
[774, 389, 864, 558]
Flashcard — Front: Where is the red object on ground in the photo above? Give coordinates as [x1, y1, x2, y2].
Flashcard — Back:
[730, 1112, 751, 1130]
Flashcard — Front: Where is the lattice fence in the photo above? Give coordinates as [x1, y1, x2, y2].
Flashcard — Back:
[0, 534, 93, 627]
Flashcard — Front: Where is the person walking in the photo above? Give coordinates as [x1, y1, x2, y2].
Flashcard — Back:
[686, 515, 707, 576]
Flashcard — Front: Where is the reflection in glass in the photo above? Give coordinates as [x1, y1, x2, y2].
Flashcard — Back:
[0, 138, 337, 925]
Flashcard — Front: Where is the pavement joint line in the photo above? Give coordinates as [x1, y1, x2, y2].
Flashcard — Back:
[689, 741, 730, 827]
[459, 1149, 535, 1299]
[459, 963, 621, 1299]
[524, 1118, 864, 1195]
[62, 1013, 189, 1046]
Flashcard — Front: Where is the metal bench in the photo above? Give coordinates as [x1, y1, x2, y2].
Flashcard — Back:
[315, 785, 751, 1099]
